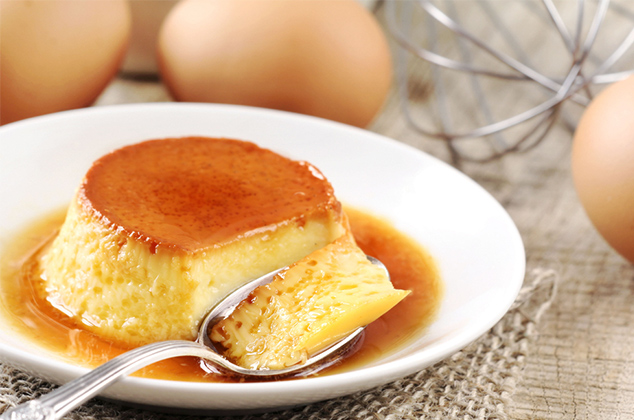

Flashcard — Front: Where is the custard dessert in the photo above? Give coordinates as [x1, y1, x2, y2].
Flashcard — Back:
[39, 137, 346, 346]
[211, 233, 410, 370]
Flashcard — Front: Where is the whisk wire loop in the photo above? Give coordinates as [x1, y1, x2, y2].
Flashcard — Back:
[384, 0, 634, 162]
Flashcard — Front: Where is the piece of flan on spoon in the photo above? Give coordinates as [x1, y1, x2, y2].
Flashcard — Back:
[211, 234, 409, 370]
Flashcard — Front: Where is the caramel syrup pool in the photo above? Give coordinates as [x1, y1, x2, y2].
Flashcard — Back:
[0, 207, 442, 382]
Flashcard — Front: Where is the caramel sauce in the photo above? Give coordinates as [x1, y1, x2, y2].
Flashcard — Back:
[0, 207, 442, 382]
[81, 137, 340, 252]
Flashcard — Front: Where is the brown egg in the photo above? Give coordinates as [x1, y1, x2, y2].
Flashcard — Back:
[0, 0, 131, 125]
[571, 75, 634, 263]
[157, 0, 392, 128]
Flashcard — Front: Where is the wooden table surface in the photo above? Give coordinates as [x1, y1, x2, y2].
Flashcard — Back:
[92, 1, 634, 418]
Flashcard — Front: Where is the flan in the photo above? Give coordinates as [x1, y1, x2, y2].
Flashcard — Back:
[39, 137, 346, 347]
[210, 233, 410, 371]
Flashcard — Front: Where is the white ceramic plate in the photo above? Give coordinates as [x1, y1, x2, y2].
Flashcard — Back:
[0, 103, 525, 414]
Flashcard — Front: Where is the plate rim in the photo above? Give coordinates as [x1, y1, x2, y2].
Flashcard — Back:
[0, 103, 526, 411]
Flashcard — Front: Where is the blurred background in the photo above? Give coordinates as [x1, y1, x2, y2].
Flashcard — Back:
[3, 0, 633, 164]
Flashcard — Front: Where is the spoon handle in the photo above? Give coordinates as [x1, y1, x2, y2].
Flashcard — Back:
[0, 340, 215, 420]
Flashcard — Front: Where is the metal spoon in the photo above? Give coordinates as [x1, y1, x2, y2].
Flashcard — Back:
[1, 256, 386, 420]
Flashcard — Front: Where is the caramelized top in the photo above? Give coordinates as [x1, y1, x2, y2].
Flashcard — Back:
[79, 137, 340, 252]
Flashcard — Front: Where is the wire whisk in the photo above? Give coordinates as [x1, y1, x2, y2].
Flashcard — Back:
[383, 0, 634, 162]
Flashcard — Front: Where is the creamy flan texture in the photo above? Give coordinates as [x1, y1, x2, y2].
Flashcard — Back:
[210, 234, 410, 370]
[39, 137, 346, 346]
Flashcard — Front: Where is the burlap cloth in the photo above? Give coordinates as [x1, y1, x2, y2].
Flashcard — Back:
[0, 267, 556, 420]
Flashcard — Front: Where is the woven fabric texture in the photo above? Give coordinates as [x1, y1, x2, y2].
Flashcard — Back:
[0, 270, 555, 420]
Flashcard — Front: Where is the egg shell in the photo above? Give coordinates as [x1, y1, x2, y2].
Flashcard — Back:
[157, 0, 392, 128]
[0, 0, 131, 125]
[571, 75, 634, 263]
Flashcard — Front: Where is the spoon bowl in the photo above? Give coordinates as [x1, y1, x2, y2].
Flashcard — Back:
[196, 264, 368, 378]
[1, 256, 387, 420]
